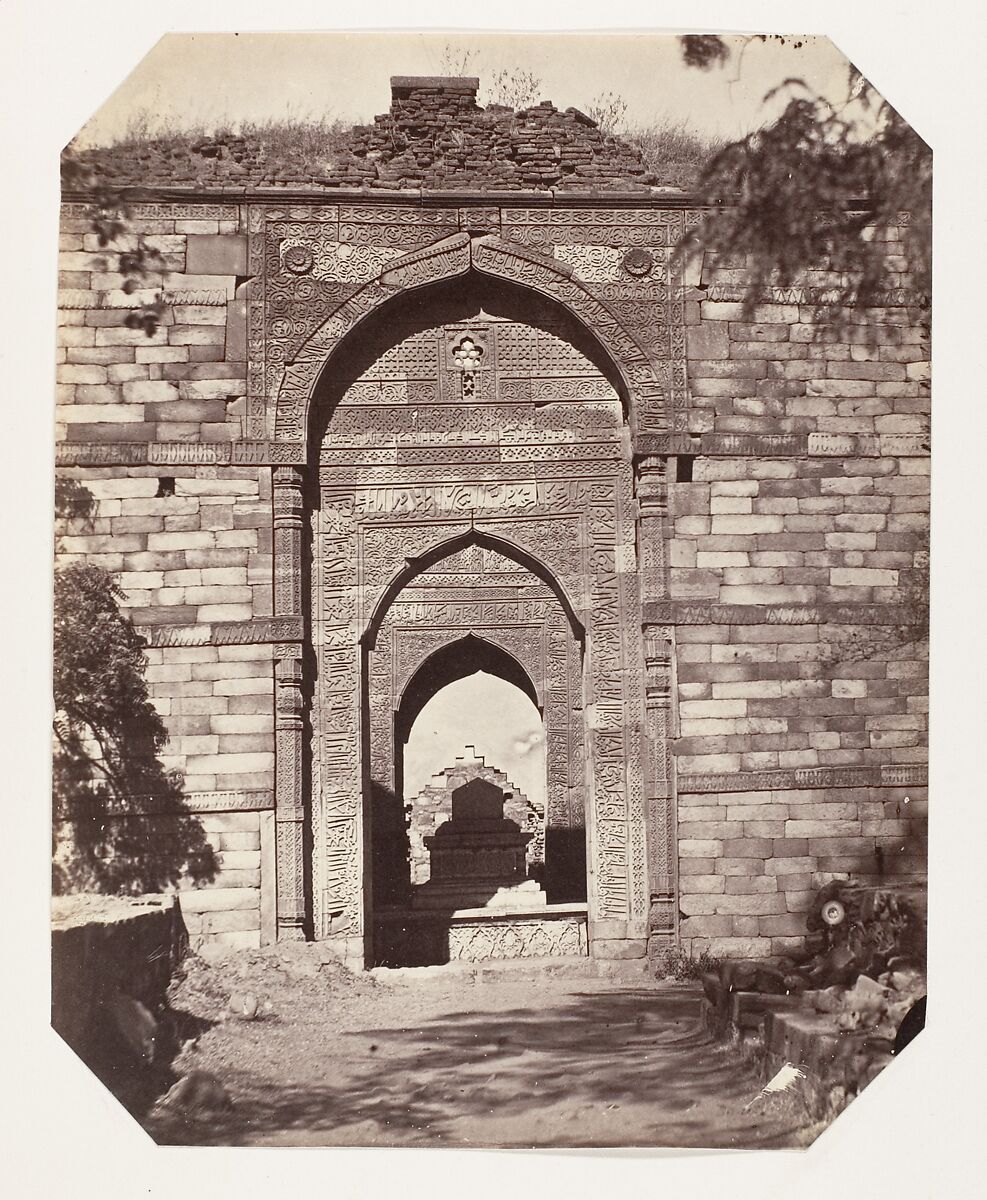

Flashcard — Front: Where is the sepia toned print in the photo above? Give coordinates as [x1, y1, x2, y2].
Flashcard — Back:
[51, 31, 929, 1148]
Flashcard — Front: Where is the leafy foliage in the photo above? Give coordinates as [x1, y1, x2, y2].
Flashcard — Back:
[659, 947, 723, 981]
[680, 34, 731, 71]
[60, 155, 168, 336]
[674, 36, 931, 327]
[54, 478, 97, 524]
[52, 563, 215, 894]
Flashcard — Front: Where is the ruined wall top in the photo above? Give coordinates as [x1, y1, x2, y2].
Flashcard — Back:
[65, 76, 665, 195]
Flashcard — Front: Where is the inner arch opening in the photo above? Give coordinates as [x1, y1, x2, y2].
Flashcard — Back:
[309, 269, 630, 444]
[372, 636, 548, 908]
[397, 634, 541, 763]
[403, 672, 547, 893]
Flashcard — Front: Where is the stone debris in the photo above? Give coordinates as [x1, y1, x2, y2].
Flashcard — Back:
[65, 77, 662, 193]
[701, 879, 927, 1118]
[105, 992, 159, 1064]
[159, 1069, 233, 1115]
[168, 943, 374, 1026]
[225, 991, 274, 1021]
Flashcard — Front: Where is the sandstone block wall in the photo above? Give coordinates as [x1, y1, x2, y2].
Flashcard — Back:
[54, 207, 278, 948]
[670, 239, 930, 959]
[53, 178, 929, 959]
[56, 210, 247, 446]
[176, 810, 276, 949]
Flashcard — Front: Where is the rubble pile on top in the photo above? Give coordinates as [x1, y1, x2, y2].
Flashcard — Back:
[65, 76, 666, 194]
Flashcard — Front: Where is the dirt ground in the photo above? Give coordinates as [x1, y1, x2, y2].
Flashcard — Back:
[145, 945, 818, 1149]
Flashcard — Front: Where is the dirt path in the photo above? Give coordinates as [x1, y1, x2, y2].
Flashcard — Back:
[145, 951, 814, 1149]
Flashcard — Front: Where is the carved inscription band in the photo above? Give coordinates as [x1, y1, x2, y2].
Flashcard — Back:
[678, 764, 928, 795]
[138, 616, 303, 648]
[75, 789, 275, 815]
[644, 601, 931, 628]
[55, 430, 928, 469]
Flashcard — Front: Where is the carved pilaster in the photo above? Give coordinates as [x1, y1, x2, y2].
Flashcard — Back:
[636, 454, 676, 953]
[273, 465, 304, 615]
[643, 623, 677, 958]
[273, 466, 306, 938]
[636, 455, 669, 606]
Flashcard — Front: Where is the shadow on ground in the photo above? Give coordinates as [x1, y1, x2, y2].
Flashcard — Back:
[147, 985, 810, 1148]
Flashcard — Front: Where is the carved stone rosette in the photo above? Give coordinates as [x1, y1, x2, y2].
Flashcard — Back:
[273, 466, 306, 937]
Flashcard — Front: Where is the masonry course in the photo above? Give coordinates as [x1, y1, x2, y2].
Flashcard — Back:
[54, 75, 929, 963]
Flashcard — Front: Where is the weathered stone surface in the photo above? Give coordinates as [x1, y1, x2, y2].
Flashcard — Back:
[54, 71, 928, 967]
[185, 235, 247, 276]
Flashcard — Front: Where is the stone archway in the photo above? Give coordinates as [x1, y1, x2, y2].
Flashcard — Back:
[270, 247, 672, 968]
[367, 543, 588, 922]
[270, 231, 669, 443]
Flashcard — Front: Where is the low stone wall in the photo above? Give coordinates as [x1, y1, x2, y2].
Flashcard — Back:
[51, 894, 187, 1110]
[702, 991, 893, 1121]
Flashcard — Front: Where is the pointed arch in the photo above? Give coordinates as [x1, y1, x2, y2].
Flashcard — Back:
[395, 633, 541, 747]
[273, 232, 667, 446]
[362, 528, 585, 650]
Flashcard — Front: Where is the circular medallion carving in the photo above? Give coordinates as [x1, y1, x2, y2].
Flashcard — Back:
[284, 244, 315, 275]
[622, 248, 654, 278]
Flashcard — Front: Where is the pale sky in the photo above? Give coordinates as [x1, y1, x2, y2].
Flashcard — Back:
[75, 30, 855, 147]
[403, 671, 547, 810]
